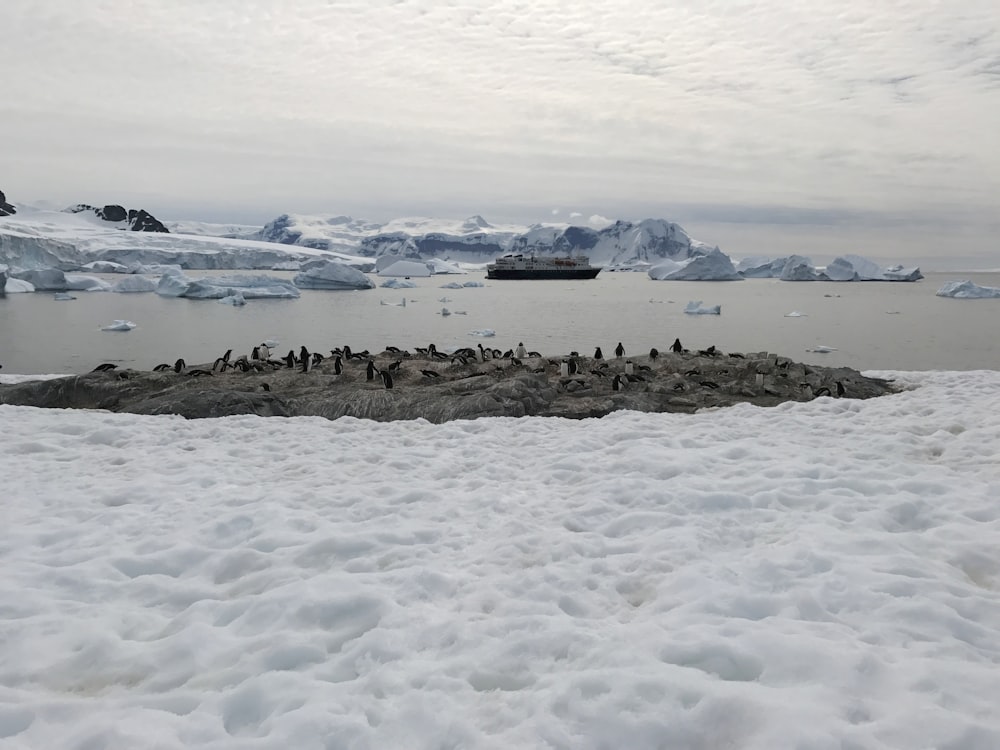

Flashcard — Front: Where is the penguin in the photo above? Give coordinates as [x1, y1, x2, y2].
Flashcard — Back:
[251, 346, 261, 361]
[366, 359, 376, 381]
[836, 381, 846, 397]
[299, 345, 310, 363]
[259, 343, 271, 360]
[312, 352, 324, 367]
[300, 351, 312, 373]
[261, 382, 271, 392]
[91, 363, 117, 372]
[615, 342, 625, 358]
[671, 338, 683, 353]
[173, 358, 186, 373]
[612, 374, 624, 391]
[388, 360, 403, 372]
[514, 342, 527, 359]
[567, 359, 579, 375]
[221, 349, 233, 364]
[152, 363, 172, 371]
[333, 355, 343, 375]
[380, 369, 393, 389]
[284, 350, 295, 368]
[594, 347, 603, 360]
[343, 344, 353, 359]
[649, 347, 659, 361]
[421, 369, 441, 378]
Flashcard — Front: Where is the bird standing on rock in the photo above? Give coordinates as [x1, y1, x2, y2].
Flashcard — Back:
[615, 342, 625, 358]
[671, 338, 683, 353]
[594, 347, 603, 360]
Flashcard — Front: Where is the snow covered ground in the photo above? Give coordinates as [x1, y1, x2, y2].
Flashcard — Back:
[1, 369, 999, 748]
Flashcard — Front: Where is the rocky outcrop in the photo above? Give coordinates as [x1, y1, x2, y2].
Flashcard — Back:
[0, 190, 15, 216]
[64, 204, 169, 232]
[0, 350, 898, 423]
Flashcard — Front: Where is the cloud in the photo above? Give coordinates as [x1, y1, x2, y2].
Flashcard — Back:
[1, 0, 998, 260]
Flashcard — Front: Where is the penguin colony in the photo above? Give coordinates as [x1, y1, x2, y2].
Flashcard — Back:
[86, 336, 854, 401]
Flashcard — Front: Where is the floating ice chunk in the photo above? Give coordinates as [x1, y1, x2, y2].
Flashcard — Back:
[112, 275, 157, 293]
[377, 259, 433, 277]
[5, 277, 35, 293]
[440, 307, 451, 316]
[470, 329, 496, 337]
[936, 280, 1000, 299]
[808, 345, 837, 353]
[784, 311, 807, 317]
[218, 292, 247, 306]
[380, 278, 417, 289]
[684, 300, 721, 315]
[380, 298, 407, 307]
[101, 320, 137, 331]
[462, 281, 484, 287]
[440, 282, 464, 289]
[293, 262, 373, 291]
[53, 292, 76, 300]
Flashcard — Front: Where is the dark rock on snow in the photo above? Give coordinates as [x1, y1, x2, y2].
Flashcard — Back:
[0, 189, 16, 216]
[0, 349, 899, 423]
[64, 203, 169, 232]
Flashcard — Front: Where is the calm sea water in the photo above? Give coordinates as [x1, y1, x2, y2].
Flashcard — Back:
[1, 271, 998, 375]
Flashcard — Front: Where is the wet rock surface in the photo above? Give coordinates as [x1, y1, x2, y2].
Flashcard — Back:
[0, 350, 899, 422]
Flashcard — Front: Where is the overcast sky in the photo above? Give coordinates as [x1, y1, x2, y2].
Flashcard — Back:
[3, 1, 999, 265]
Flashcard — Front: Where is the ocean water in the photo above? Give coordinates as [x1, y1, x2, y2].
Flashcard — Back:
[1, 271, 998, 375]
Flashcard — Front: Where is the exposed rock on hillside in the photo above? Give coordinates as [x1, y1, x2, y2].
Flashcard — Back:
[64, 204, 169, 232]
[0, 190, 15, 216]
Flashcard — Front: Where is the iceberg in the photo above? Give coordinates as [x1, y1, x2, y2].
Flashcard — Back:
[780, 255, 827, 281]
[936, 280, 1000, 299]
[5, 277, 35, 293]
[81, 260, 129, 273]
[217, 292, 247, 306]
[156, 269, 300, 298]
[112, 276, 158, 293]
[186, 274, 300, 299]
[293, 261, 375, 290]
[469, 329, 496, 337]
[65, 274, 111, 292]
[377, 259, 433, 278]
[53, 292, 76, 300]
[380, 278, 417, 288]
[825, 255, 923, 282]
[684, 300, 721, 315]
[648, 248, 742, 281]
[101, 319, 137, 331]
[11, 268, 69, 291]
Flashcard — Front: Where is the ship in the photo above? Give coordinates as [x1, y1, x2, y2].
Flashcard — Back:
[485, 254, 601, 280]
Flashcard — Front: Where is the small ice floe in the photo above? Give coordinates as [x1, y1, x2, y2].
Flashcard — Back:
[217, 292, 246, 306]
[452, 310, 467, 315]
[885, 310, 901, 314]
[684, 300, 721, 315]
[262, 339, 279, 349]
[808, 345, 837, 353]
[440, 282, 464, 289]
[470, 329, 496, 337]
[440, 307, 451, 316]
[784, 311, 807, 317]
[53, 292, 77, 301]
[101, 319, 137, 332]
[380, 298, 407, 307]
[439, 297, 451, 303]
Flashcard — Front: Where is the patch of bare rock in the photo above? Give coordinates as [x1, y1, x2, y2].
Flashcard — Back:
[0, 347, 898, 423]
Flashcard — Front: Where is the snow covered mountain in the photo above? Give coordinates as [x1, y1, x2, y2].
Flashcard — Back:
[0, 206, 370, 271]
